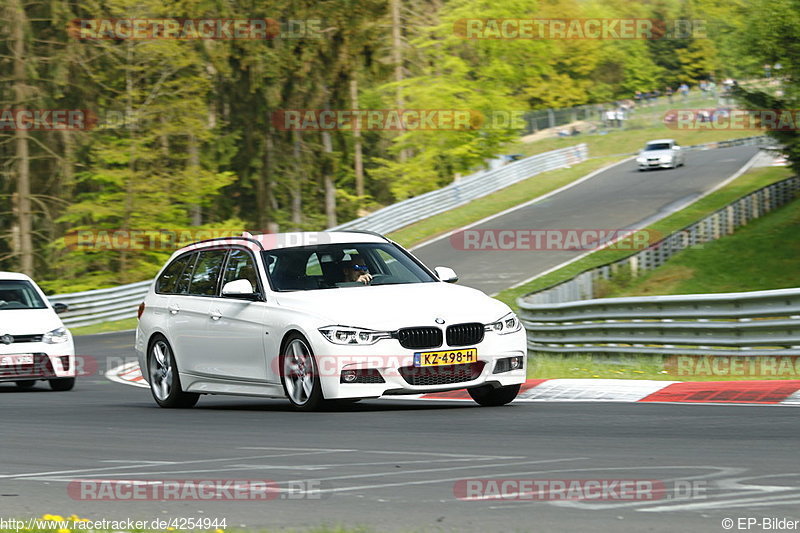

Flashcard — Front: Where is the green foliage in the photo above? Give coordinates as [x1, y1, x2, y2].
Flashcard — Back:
[0, 0, 775, 290]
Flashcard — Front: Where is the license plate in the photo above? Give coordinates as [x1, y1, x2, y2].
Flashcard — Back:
[0, 354, 33, 366]
[414, 348, 477, 367]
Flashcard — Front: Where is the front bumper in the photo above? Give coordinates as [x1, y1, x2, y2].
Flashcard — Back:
[638, 158, 674, 169]
[0, 340, 75, 381]
[311, 330, 527, 399]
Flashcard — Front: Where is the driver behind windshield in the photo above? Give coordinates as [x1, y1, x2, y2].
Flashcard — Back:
[342, 254, 373, 285]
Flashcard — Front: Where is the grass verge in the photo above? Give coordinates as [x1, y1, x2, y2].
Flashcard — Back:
[69, 317, 138, 336]
[601, 188, 800, 297]
[526, 352, 800, 381]
[494, 165, 794, 309]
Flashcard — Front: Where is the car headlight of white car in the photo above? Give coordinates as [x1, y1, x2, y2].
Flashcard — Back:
[319, 326, 393, 345]
[484, 312, 522, 335]
[636, 156, 646, 163]
[42, 326, 69, 344]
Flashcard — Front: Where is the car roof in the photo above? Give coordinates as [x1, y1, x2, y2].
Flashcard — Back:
[0, 271, 34, 281]
[173, 231, 389, 257]
[646, 139, 675, 145]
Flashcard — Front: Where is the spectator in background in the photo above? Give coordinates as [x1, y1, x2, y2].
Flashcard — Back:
[666, 86, 674, 103]
[679, 83, 690, 100]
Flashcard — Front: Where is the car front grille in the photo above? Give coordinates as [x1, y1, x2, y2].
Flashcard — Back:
[2, 334, 43, 344]
[446, 323, 484, 347]
[396, 327, 443, 349]
[399, 362, 485, 386]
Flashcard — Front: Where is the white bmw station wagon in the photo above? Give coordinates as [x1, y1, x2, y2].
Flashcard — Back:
[135, 231, 526, 410]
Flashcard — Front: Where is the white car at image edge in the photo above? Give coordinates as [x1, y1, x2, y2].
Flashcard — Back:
[0, 271, 76, 390]
[134, 231, 527, 410]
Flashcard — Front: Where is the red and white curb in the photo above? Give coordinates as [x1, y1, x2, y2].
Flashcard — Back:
[106, 362, 800, 405]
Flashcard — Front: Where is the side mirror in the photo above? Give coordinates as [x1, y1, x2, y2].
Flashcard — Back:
[434, 266, 458, 283]
[672, 145, 680, 150]
[52, 302, 69, 314]
[221, 279, 260, 300]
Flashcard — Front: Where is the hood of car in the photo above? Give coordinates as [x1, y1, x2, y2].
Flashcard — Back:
[0, 308, 63, 335]
[274, 281, 511, 330]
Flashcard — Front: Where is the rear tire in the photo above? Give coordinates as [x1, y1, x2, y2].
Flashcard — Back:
[147, 336, 199, 408]
[280, 333, 326, 411]
[15, 380, 36, 390]
[468, 384, 520, 407]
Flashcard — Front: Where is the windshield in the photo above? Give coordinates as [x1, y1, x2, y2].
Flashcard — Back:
[645, 143, 672, 151]
[263, 243, 437, 291]
[0, 280, 48, 310]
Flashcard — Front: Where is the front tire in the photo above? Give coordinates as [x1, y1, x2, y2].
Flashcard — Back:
[280, 334, 325, 411]
[49, 378, 75, 391]
[147, 336, 199, 408]
[468, 384, 520, 407]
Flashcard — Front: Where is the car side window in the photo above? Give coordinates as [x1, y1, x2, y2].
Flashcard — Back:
[221, 249, 259, 291]
[174, 253, 198, 294]
[187, 250, 227, 296]
[155, 254, 192, 294]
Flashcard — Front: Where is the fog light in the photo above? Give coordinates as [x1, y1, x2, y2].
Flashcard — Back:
[493, 356, 524, 374]
[341, 370, 357, 383]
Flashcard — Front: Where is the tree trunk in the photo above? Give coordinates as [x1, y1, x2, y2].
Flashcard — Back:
[10, 0, 33, 275]
[187, 132, 202, 225]
[290, 131, 303, 230]
[321, 129, 337, 228]
[391, 0, 408, 163]
[350, 77, 365, 197]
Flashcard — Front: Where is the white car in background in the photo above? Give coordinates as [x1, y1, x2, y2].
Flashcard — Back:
[636, 139, 685, 170]
[0, 272, 75, 390]
[135, 231, 527, 411]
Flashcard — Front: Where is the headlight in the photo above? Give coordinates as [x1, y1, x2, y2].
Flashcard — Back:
[484, 313, 522, 335]
[42, 327, 69, 344]
[319, 326, 393, 345]
[636, 156, 645, 163]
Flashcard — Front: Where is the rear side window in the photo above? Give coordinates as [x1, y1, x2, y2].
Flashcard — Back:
[155, 254, 192, 294]
[187, 250, 227, 296]
[175, 253, 198, 294]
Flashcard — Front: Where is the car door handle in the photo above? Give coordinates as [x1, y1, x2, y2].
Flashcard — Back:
[168, 304, 180, 315]
[210, 309, 222, 321]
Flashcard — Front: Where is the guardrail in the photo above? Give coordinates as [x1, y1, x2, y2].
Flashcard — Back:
[330, 144, 588, 234]
[49, 135, 775, 329]
[48, 280, 151, 328]
[522, 173, 800, 305]
[518, 287, 800, 356]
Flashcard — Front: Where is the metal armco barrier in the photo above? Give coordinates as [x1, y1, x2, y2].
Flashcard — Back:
[518, 287, 800, 356]
[523, 173, 800, 305]
[48, 280, 151, 328]
[330, 144, 588, 234]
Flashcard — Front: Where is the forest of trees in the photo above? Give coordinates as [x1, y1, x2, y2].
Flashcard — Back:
[0, 0, 787, 292]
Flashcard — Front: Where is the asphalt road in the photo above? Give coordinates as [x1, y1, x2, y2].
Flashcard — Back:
[2, 144, 795, 533]
[1, 333, 798, 532]
[413, 146, 760, 295]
